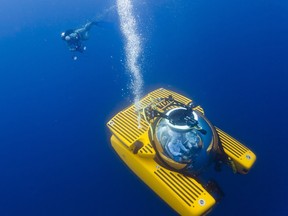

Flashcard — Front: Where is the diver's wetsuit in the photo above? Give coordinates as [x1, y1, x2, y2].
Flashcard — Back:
[63, 30, 84, 52]
[62, 21, 98, 53]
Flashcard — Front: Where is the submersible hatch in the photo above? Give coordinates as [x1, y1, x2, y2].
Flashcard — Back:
[107, 88, 256, 216]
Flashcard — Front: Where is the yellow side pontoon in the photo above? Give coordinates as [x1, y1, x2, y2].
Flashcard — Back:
[107, 88, 256, 216]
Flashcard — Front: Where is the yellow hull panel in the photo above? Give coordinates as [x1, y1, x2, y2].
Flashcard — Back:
[216, 128, 256, 174]
[111, 135, 215, 216]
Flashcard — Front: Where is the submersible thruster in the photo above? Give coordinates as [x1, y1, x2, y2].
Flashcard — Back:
[107, 88, 256, 216]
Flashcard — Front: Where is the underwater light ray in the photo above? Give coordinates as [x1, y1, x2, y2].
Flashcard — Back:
[117, 0, 143, 127]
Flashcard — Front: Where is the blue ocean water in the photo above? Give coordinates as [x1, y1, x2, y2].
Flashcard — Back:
[0, 0, 287, 215]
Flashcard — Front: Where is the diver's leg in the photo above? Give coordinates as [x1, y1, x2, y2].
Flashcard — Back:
[84, 21, 98, 31]
[74, 27, 88, 40]
[74, 21, 98, 40]
[81, 22, 98, 40]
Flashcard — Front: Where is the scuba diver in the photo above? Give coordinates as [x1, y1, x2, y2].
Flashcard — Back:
[61, 21, 98, 56]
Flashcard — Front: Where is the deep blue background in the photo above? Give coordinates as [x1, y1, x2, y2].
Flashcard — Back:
[0, 0, 287, 215]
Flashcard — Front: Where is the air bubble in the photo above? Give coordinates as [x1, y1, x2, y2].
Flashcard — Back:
[117, 0, 143, 127]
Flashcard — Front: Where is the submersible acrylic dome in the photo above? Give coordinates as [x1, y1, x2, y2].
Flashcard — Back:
[154, 107, 217, 175]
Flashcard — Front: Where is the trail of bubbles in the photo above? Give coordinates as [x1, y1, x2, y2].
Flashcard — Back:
[117, 0, 143, 127]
